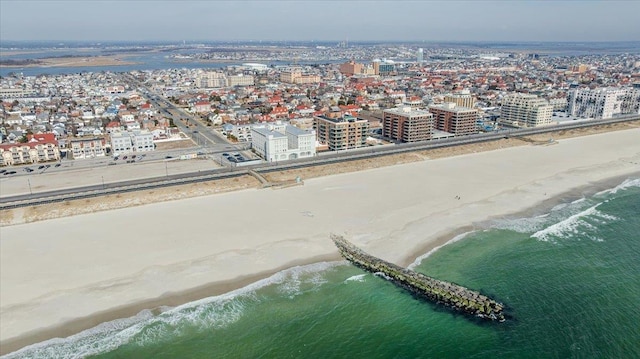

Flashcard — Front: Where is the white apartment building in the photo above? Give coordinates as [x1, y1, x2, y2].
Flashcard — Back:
[568, 87, 639, 119]
[110, 130, 154, 156]
[131, 130, 155, 152]
[500, 93, 553, 128]
[196, 71, 227, 88]
[444, 90, 475, 109]
[251, 124, 316, 162]
[227, 74, 255, 87]
[69, 138, 107, 159]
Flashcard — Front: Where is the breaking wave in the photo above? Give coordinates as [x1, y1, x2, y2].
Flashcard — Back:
[531, 203, 617, 242]
[3, 262, 343, 359]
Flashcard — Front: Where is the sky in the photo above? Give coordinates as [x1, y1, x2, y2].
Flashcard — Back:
[1, 0, 639, 43]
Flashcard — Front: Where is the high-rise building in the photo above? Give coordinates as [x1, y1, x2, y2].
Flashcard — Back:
[500, 93, 553, 128]
[417, 48, 424, 63]
[382, 107, 433, 142]
[428, 103, 479, 136]
[313, 114, 370, 151]
[568, 87, 637, 119]
[444, 90, 475, 108]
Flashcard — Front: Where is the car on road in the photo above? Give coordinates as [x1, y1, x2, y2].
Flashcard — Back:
[4, 171, 16, 175]
[193, 130, 199, 133]
[38, 165, 45, 170]
[132, 155, 136, 159]
[165, 155, 173, 159]
[0, 169, 6, 174]
[123, 156, 128, 160]
[55, 163, 61, 167]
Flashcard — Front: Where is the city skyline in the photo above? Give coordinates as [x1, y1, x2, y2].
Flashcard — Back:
[1, 0, 639, 43]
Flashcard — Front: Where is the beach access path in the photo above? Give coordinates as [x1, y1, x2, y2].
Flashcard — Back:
[1, 128, 639, 354]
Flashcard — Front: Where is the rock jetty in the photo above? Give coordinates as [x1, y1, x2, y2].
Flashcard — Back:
[332, 235, 506, 322]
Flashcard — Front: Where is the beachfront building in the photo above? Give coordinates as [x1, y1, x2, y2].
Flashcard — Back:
[428, 103, 479, 136]
[0, 134, 60, 166]
[313, 114, 370, 151]
[251, 124, 316, 162]
[499, 93, 553, 128]
[567, 87, 631, 119]
[109, 130, 154, 157]
[382, 107, 433, 142]
[69, 138, 107, 159]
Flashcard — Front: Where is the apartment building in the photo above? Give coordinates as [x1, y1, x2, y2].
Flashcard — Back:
[567, 87, 636, 119]
[280, 68, 321, 84]
[313, 114, 370, 151]
[196, 71, 227, 88]
[227, 74, 255, 87]
[251, 124, 316, 162]
[444, 90, 475, 108]
[0, 134, 60, 166]
[500, 93, 553, 128]
[110, 130, 154, 156]
[382, 107, 433, 142]
[69, 138, 107, 159]
[428, 103, 478, 136]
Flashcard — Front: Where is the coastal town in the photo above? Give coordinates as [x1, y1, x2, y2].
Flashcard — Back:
[1, 43, 639, 174]
[2, 0, 640, 354]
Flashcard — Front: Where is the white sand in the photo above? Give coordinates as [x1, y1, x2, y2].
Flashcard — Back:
[1, 129, 639, 351]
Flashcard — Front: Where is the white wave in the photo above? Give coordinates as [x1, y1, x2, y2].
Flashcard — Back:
[531, 203, 616, 242]
[491, 214, 551, 234]
[373, 272, 392, 281]
[2, 310, 155, 359]
[3, 261, 345, 359]
[344, 274, 367, 283]
[595, 178, 640, 196]
[276, 261, 341, 298]
[407, 231, 474, 270]
[571, 197, 586, 205]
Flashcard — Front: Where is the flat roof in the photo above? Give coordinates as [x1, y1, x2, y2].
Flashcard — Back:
[383, 107, 432, 117]
[252, 127, 286, 138]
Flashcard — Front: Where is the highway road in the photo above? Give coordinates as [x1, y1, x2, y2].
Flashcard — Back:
[2, 114, 637, 210]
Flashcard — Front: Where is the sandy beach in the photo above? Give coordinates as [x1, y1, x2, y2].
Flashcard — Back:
[1, 128, 639, 355]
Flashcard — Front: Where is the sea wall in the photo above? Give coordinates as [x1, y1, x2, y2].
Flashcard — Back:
[331, 235, 506, 322]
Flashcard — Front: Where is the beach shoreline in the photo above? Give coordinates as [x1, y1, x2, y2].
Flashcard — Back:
[1, 128, 639, 355]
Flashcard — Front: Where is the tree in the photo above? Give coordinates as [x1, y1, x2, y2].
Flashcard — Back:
[17, 135, 28, 143]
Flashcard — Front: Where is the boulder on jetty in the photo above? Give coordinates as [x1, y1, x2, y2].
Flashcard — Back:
[331, 234, 507, 322]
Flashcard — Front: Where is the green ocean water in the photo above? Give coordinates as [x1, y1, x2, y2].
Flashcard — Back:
[5, 178, 640, 359]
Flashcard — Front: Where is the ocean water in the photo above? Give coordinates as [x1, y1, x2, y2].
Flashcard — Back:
[4, 178, 639, 358]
